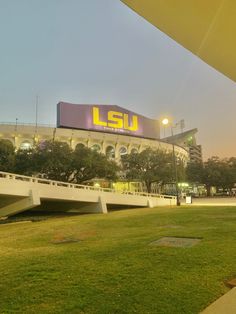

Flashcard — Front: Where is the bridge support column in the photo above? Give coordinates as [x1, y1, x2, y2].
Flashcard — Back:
[147, 199, 154, 208]
[79, 196, 108, 214]
[0, 189, 41, 218]
[98, 196, 108, 214]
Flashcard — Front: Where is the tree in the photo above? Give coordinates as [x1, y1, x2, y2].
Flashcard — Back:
[121, 148, 173, 193]
[13, 140, 119, 184]
[228, 157, 236, 186]
[187, 157, 236, 196]
[0, 139, 15, 172]
[186, 161, 204, 184]
[15, 147, 37, 176]
[34, 140, 73, 182]
[203, 157, 232, 195]
[15, 140, 73, 180]
[70, 145, 119, 184]
[176, 158, 186, 183]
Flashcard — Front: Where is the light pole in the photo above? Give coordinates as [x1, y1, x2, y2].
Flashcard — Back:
[15, 118, 18, 132]
[162, 118, 180, 206]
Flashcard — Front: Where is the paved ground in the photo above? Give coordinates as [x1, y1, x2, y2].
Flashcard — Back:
[201, 287, 236, 314]
[183, 197, 236, 206]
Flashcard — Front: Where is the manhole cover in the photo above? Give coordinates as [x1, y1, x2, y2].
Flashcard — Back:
[150, 237, 201, 248]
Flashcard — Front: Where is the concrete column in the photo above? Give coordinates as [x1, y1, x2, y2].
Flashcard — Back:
[98, 196, 108, 213]
[147, 198, 154, 208]
[79, 196, 108, 214]
[0, 189, 41, 218]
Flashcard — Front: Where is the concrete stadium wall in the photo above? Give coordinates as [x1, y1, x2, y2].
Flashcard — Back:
[0, 124, 189, 164]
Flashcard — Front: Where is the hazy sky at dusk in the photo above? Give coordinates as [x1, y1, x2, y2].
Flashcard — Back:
[0, 0, 235, 159]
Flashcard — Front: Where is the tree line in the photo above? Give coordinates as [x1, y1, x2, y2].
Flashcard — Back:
[0, 139, 235, 195]
[0, 139, 185, 192]
[0, 139, 119, 184]
[122, 147, 185, 193]
[186, 157, 236, 195]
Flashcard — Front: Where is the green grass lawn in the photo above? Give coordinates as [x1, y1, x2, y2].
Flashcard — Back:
[1, 206, 236, 314]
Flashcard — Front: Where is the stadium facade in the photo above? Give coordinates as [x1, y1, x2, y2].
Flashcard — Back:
[0, 102, 203, 193]
[0, 102, 190, 163]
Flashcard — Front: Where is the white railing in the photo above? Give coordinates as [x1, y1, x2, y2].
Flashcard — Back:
[0, 171, 176, 200]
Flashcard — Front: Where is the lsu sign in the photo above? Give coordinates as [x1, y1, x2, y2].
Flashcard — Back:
[57, 102, 160, 140]
[92, 107, 138, 131]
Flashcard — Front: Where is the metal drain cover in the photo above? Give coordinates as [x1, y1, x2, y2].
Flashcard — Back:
[150, 237, 201, 248]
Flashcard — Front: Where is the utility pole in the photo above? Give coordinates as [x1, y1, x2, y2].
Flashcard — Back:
[162, 118, 181, 206]
[35, 95, 39, 134]
[15, 118, 18, 132]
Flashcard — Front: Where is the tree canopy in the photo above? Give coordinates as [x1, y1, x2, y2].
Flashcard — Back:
[121, 148, 182, 193]
[14, 140, 119, 184]
[0, 140, 15, 172]
[187, 157, 236, 195]
[70, 144, 119, 184]
[1, 137, 236, 196]
[34, 141, 73, 181]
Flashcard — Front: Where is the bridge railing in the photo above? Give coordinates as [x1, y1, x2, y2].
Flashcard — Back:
[0, 171, 176, 200]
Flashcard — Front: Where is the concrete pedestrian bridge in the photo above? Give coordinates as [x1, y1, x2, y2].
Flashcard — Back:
[0, 172, 176, 218]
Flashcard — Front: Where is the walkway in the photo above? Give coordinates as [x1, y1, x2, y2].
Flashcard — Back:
[188, 197, 236, 206]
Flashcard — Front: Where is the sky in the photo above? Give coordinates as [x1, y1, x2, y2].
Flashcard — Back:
[0, 0, 235, 159]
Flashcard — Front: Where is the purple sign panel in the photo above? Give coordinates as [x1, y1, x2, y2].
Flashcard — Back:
[57, 102, 160, 140]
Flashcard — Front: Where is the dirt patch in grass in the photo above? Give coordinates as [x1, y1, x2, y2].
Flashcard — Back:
[51, 229, 97, 244]
[226, 277, 236, 288]
[51, 233, 80, 244]
[51, 237, 80, 244]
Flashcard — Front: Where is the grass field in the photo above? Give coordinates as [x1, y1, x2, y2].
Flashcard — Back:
[1, 206, 236, 314]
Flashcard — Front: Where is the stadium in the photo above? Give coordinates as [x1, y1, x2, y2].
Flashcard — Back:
[0, 102, 200, 192]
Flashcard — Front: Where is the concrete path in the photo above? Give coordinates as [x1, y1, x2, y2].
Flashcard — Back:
[185, 197, 236, 206]
[201, 287, 236, 314]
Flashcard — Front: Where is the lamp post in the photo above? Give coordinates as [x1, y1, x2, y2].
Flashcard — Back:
[15, 118, 18, 132]
[162, 118, 180, 206]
